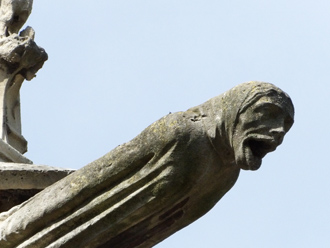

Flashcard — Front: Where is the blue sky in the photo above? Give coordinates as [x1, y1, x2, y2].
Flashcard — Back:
[18, 1, 330, 247]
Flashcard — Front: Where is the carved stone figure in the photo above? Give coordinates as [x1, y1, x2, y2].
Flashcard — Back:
[0, 0, 73, 224]
[0, 0, 47, 162]
[0, 81, 294, 248]
[0, 0, 33, 37]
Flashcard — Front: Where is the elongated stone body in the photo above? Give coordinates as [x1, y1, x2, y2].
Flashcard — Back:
[0, 82, 294, 248]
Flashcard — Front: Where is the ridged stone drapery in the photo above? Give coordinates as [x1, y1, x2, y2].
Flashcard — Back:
[0, 82, 294, 248]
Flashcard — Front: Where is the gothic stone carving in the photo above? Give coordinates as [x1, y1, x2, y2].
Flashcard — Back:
[0, 82, 294, 248]
[0, 0, 47, 161]
[0, 0, 71, 226]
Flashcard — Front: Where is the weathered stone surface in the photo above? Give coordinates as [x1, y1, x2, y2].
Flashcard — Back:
[0, 0, 47, 162]
[0, 163, 74, 213]
[0, 163, 74, 190]
[0, 139, 31, 163]
[0, 0, 33, 37]
[0, 82, 294, 248]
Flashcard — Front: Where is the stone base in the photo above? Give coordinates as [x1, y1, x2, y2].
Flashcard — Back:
[0, 163, 74, 212]
[0, 140, 32, 164]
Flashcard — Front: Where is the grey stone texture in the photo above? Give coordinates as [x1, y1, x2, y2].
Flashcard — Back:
[0, 82, 294, 248]
[0, 163, 74, 213]
[0, 163, 73, 190]
[0, 0, 72, 234]
[0, 1, 295, 247]
[0, 0, 47, 162]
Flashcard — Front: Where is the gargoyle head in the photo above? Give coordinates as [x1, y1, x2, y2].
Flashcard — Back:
[231, 83, 294, 170]
[0, 0, 33, 36]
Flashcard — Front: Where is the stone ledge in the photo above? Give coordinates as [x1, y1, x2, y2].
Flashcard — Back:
[0, 163, 74, 212]
[0, 163, 74, 190]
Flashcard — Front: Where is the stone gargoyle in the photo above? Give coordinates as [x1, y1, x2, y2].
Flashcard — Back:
[0, 81, 294, 248]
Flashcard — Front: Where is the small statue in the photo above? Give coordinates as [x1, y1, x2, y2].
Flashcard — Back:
[0, 81, 294, 248]
[0, 0, 47, 160]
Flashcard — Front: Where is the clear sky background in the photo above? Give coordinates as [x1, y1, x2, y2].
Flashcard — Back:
[18, 1, 329, 247]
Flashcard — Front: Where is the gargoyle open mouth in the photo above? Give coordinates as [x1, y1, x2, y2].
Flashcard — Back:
[247, 138, 276, 159]
[240, 136, 278, 170]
